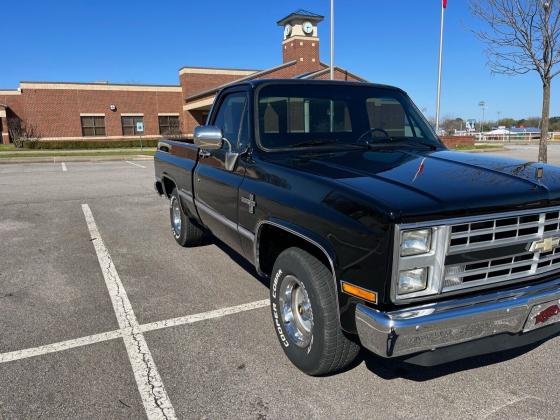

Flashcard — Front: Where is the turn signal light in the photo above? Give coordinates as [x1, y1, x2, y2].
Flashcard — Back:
[341, 282, 377, 304]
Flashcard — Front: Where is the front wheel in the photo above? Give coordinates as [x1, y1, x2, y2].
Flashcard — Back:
[169, 188, 204, 247]
[270, 247, 360, 376]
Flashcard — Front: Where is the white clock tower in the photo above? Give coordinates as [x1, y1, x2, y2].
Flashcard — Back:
[277, 10, 324, 65]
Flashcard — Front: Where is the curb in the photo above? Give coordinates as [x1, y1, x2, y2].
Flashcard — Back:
[456, 147, 505, 153]
[0, 155, 154, 164]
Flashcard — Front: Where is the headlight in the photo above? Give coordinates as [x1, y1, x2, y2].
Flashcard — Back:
[392, 225, 451, 302]
[398, 268, 428, 294]
[401, 229, 432, 256]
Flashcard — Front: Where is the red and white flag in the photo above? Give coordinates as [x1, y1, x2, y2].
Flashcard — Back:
[443, 0, 448, 8]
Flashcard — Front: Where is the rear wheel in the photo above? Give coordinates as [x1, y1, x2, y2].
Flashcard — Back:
[169, 188, 204, 247]
[270, 247, 360, 376]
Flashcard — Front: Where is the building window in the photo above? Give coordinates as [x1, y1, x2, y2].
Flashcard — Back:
[122, 116, 144, 135]
[81, 116, 106, 136]
[158, 115, 180, 135]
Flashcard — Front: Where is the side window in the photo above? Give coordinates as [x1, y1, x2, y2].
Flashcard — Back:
[212, 92, 248, 152]
[365, 97, 427, 139]
[405, 113, 427, 139]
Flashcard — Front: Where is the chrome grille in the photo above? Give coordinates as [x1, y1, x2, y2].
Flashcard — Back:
[448, 209, 560, 254]
[443, 249, 560, 291]
[443, 208, 560, 293]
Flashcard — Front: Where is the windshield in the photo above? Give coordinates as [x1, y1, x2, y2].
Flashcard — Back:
[256, 84, 440, 150]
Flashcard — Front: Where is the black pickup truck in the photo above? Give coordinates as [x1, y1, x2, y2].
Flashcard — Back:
[154, 79, 560, 375]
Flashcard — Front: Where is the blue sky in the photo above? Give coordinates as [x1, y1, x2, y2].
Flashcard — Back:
[2, 0, 557, 120]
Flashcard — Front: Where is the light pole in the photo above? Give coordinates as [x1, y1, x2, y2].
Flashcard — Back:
[330, 0, 334, 80]
[478, 101, 486, 133]
[435, 0, 448, 133]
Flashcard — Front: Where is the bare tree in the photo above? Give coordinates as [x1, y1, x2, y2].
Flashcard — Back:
[442, 116, 466, 133]
[7, 117, 40, 148]
[470, 0, 560, 162]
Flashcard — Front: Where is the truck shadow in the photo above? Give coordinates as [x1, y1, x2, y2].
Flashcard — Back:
[206, 236, 556, 382]
[355, 339, 550, 381]
[207, 236, 270, 289]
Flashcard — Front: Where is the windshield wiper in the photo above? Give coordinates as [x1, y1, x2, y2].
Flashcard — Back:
[392, 137, 438, 151]
[291, 139, 366, 149]
[361, 137, 437, 151]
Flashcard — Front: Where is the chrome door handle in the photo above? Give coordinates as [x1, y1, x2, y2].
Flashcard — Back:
[199, 150, 211, 158]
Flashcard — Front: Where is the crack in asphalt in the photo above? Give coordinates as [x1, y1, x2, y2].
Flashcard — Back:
[82, 203, 176, 420]
[103, 255, 172, 420]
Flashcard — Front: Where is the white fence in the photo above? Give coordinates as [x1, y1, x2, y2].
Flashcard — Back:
[471, 132, 560, 143]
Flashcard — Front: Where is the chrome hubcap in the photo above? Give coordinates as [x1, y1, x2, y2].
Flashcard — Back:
[279, 275, 314, 348]
[171, 197, 182, 237]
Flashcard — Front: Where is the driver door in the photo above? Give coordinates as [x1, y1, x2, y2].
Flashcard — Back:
[193, 89, 249, 254]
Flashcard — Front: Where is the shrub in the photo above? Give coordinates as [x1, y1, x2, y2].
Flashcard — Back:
[20, 138, 177, 149]
[8, 118, 40, 148]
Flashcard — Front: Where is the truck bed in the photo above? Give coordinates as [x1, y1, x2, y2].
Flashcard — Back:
[154, 139, 200, 219]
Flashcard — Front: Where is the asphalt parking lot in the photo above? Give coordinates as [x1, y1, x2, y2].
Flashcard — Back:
[485, 143, 560, 164]
[1, 149, 560, 419]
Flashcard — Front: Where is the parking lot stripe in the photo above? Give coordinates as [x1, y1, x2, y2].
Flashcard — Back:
[139, 299, 270, 333]
[82, 203, 177, 420]
[126, 160, 146, 169]
[61, 162, 67, 172]
[0, 299, 270, 366]
[0, 330, 123, 364]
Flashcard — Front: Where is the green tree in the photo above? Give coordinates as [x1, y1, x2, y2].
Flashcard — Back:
[497, 118, 517, 127]
[549, 116, 560, 130]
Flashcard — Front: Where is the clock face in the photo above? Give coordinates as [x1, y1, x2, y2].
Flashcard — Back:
[284, 24, 292, 38]
[302, 21, 313, 35]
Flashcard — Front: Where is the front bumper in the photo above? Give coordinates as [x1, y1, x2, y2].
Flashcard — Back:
[355, 277, 560, 359]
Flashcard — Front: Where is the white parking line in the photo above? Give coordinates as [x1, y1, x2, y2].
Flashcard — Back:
[0, 203, 270, 415]
[0, 330, 123, 364]
[61, 162, 67, 172]
[139, 299, 270, 333]
[125, 160, 146, 169]
[0, 299, 269, 365]
[82, 204, 176, 420]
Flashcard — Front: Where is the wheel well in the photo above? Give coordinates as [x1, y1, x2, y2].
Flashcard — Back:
[257, 224, 333, 277]
[162, 177, 176, 198]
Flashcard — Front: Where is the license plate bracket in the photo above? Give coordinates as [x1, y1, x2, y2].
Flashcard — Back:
[523, 300, 560, 332]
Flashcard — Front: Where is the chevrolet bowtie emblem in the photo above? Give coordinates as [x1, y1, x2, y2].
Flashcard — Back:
[528, 237, 560, 253]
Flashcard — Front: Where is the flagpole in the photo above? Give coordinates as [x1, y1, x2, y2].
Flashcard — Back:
[330, 0, 334, 80]
[435, 0, 446, 133]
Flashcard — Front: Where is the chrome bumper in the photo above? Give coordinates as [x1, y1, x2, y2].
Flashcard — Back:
[355, 277, 560, 358]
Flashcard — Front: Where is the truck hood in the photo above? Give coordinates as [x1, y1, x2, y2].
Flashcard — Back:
[276, 149, 560, 221]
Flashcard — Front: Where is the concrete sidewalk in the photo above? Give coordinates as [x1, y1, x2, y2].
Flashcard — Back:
[0, 155, 154, 164]
[0, 147, 156, 164]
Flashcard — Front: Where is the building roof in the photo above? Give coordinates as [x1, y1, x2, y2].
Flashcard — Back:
[185, 60, 298, 102]
[178, 66, 260, 76]
[298, 65, 369, 83]
[277, 9, 325, 26]
[510, 127, 541, 133]
[487, 127, 541, 134]
[19, 80, 180, 88]
[16, 81, 182, 93]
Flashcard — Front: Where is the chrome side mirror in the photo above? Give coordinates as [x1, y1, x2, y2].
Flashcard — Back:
[194, 125, 240, 172]
[194, 125, 223, 150]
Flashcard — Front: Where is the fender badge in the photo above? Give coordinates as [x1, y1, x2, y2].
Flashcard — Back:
[240, 193, 256, 214]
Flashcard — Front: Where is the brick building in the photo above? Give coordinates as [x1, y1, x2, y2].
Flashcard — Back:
[0, 10, 366, 145]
